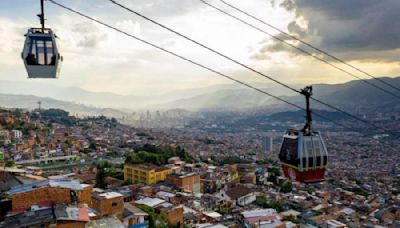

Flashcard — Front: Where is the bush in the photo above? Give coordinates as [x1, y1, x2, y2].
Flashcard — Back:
[255, 195, 284, 212]
[280, 181, 293, 193]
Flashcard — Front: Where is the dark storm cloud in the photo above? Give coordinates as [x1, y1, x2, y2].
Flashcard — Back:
[256, 0, 400, 62]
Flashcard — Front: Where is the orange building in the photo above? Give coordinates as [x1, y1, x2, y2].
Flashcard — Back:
[91, 192, 124, 220]
[8, 179, 92, 212]
[166, 173, 201, 193]
[160, 206, 184, 227]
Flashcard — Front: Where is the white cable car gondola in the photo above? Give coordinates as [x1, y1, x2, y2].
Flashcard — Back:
[22, 0, 62, 79]
[279, 86, 328, 183]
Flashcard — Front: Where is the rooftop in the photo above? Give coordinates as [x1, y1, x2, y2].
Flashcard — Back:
[93, 191, 123, 200]
[135, 197, 165, 208]
[86, 216, 125, 228]
[124, 202, 148, 216]
[0, 207, 55, 228]
[54, 204, 90, 222]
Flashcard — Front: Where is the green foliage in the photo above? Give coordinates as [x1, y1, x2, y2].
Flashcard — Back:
[40, 109, 76, 126]
[280, 181, 293, 193]
[125, 145, 194, 166]
[255, 195, 284, 212]
[267, 174, 277, 184]
[95, 167, 107, 188]
[106, 151, 118, 157]
[89, 142, 97, 150]
[95, 160, 115, 188]
[82, 148, 90, 154]
[283, 215, 300, 224]
[268, 167, 281, 176]
[305, 186, 316, 194]
[348, 187, 369, 197]
[267, 167, 281, 184]
[5, 160, 15, 167]
[136, 204, 169, 228]
[210, 156, 251, 165]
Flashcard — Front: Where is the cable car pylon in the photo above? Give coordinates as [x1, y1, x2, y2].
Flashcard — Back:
[22, 0, 63, 79]
[279, 86, 329, 183]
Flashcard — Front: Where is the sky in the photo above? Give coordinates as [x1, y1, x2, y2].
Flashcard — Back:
[0, 0, 399, 96]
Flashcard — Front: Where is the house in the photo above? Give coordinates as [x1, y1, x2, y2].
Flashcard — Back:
[91, 191, 124, 220]
[123, 203, 149, 228]
[215, 186, 256, 206]
[321, 219, 347, 228]
[54, 204, 90, 228]
[166, 172, 201, 193]
[241, 209, 282, 227]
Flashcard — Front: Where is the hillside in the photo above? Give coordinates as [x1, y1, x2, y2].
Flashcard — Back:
[0, 93, 128, 118]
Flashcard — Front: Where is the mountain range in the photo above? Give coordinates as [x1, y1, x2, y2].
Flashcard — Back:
[0, 77, 398, 115]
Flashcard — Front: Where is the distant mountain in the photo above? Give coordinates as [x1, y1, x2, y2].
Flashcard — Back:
[0, 93, 128, 118]
[312, 77, 400, 111]
[0, 77, 398, 112]
[160, 77, 400, 112]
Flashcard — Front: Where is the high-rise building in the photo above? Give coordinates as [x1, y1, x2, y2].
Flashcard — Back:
[262, 135, 273, 153]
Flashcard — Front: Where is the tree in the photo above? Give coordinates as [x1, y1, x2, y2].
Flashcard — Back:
[136, 204, 169, 228]
[255, 195, 284, 212]
[95, 160, 112, 188]
[305, 186, 316, 194]
[5, 160, 15, 167]
[89, 142, 97, 150]
[268, 167, 281, 176]
[283, 215, 300, 224]
[95, 168, 107, 189]
[280, 181, 293, 193]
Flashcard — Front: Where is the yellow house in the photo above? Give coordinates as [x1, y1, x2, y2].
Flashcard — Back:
[124, 164, 172, 185]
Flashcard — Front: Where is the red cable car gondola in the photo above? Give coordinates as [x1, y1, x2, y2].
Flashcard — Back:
[279, 86, 328, 183]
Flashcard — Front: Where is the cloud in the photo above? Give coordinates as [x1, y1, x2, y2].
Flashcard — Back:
[115, 0, 204, 19]
[256, 0, 400, 62]
[73, 22, 108, 48]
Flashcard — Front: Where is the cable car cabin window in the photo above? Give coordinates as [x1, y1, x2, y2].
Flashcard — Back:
[302, 157, 307, 169]
[279, 138, 298, 166]
[316, 156, 321, 167]
[25, 36, 56, 66]
[308, 157, 314, 169]
[306, 140, 313, 156]
[314, 140, 321, 155]
[323, 155, 328, 166]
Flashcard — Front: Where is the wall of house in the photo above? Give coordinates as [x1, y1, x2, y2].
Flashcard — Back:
[92, 196, 124, 220]
[11, 187, 71, 211]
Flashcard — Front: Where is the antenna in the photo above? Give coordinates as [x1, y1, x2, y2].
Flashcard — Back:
[300, 86, 313, 135]
[38, 101, 42, 111]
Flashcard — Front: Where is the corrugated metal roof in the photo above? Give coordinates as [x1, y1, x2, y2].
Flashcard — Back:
[49, 179, 83, 190]
[134, 197, 165, 207]
[7, 180, 49, 195]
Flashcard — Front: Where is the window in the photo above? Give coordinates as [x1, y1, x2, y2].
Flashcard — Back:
[112, 202, 118, 207]
[316, 156, 321, 167]
[279, 138, 298, 166]
[25, 35, 56, 65]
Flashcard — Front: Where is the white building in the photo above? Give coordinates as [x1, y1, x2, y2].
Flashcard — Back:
[322, 220, 347, 228]
[12, 130, 23, 139]
[215, 187, 256, 206]
[262, 135, 273, 153]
